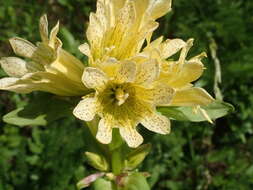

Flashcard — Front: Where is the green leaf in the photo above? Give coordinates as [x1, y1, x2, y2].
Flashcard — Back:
[124, 144, 151, 170]
[85, 152, 109, 171]
[158, 100, 234, 122]
[59, 27, 78, 54]
[3, 93, 74, 127]
[92, 178, 113, 190]
[122, 173, 150, 190]
[3, 107, 47, 126]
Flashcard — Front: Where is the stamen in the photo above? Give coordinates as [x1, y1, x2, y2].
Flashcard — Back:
[115, 88, 129, 106]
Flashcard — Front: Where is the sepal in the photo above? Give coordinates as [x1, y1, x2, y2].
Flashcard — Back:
[124, 144, 151, 170]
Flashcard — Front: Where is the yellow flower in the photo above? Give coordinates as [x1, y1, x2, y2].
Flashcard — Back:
[79, 0, 172, 64]
[73, 60, 175, 148]
[142, 38, 214, 121]
[0, 15, 88, 96]
[73, 0, 215, 146]
[79, 0, 214, 114]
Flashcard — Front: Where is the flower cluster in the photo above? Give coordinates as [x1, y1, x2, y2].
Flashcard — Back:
[0, 0, 214, 148]
[74, 0, 214, 147]
[0, 15, 88, 96]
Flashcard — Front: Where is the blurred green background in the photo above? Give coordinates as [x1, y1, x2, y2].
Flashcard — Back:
[0, 0, 253, 190]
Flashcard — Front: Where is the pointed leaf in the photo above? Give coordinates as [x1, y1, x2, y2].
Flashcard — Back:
[85, 152, 109, 171]
[125, 144, 151, 170]
[158, 100, 234, 122]
[2, 93, 74, 127]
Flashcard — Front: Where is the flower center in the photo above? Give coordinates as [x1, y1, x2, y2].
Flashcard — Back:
[115, 87, 129, 106]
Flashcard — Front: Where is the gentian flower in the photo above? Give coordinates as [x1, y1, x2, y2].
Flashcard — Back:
[0, 15, 88, 96]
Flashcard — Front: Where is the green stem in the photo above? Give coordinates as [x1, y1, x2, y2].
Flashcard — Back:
[111, 148, 124, 175]
[111, 182, 118, 190]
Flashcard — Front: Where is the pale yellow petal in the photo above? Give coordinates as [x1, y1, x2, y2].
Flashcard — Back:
[171, 87, 214, 106]
[179, 38, 194, 63]
[87, 0, 171, 61]
[0, 72, 85, 95]
[87, 13, 104, 59]
[135, 20, 159, 49]
[119, 127, 143, 148]
[39, 14, 49, 43]
[143, 36, 163, 52]
[96, 118, 113, 144]
[49, 21, 60, 49]
[115, 61, 136, 83]
[0, 77, 19, 89]
[73, 96, 97, 121]
[148, 0, 172, 20]
[168, 62, 204, 88]
[0, 74, 38, 93]
[79, 43, 91, 57]
[140, 112, 170, 134]
[49, 49, 85, 83]
[29, 72, 86, 96]
[153, 83, 175, 105]
[0, 57, 28, 77]
[111, 0, 125, 14]
[188, 52, 207, 64]
[107, 0, 136, 59]
[96, 0, 109, 30]
[9, 37, 36, 58]
[115, 0, 136, 33]
[135, 60, 160, 85]
[82, 67, 108, 90]
[97, 58, 118, 78]
[132, 0, 149, 24]
[162, 39, 186, 59]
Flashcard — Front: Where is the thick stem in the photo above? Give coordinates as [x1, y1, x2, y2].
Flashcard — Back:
[111, 182, 118, 190]
[111, 148, 124, 175]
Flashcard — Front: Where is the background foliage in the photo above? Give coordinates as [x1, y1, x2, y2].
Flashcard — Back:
[0, 0, 253, 189]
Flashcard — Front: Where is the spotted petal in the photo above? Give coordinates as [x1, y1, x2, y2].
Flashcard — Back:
[9, 37, 36, 58]
[0, 57, 28, 77]
[115, 61, 136, 83]
[82, 67, 108, 91]
[119, 126, 143, 148]
[161, 39, 186, 59]
[168, 62, 204, 88]
[0, 77, 19, 89]
[73, 95, 97, 121]
[96, 118, 113, 144]
[140, 112, 170, 134]
[153, 83, 175, 105]
[135, 60, 160, 85]
[79, 43, 91, 58]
